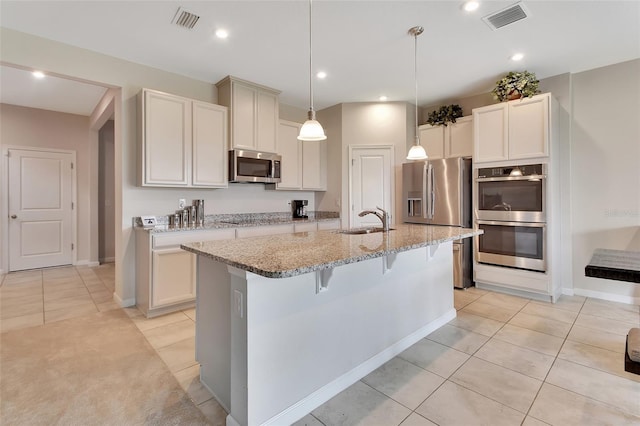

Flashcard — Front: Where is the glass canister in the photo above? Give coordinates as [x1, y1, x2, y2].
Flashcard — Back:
[193, 199, 205, 226]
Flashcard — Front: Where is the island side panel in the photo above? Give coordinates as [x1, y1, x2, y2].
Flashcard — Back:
[196, 256, 232, 412]
[239, 241, 455, 425]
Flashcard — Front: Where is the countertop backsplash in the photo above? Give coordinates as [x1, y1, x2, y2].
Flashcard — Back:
[133, 211, 340, 231]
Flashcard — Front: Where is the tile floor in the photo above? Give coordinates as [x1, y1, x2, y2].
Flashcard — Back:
[2, 265, 640, 425]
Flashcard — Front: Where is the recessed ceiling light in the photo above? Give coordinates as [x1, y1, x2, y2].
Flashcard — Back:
[463, 1, 480, 12]
[379, 96, 388, 102]
[215, 29, 229, 39]
[32, 71, 45, 79]
[316, 71, 327, 79]
[510, 53, 524, 61]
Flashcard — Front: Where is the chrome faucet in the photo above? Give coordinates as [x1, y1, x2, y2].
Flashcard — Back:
[358, 206, 391, 231]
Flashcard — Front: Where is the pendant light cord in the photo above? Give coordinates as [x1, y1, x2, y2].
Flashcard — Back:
[309, 0, 314, 113]
[414, 30, 418, 144]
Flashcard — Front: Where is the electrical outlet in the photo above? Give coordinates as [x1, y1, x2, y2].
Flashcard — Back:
[234, 290, 244, 318]
[178, 198, 186, 209]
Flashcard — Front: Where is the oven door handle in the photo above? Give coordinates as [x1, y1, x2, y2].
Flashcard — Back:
[476, 220, 546, 228]
[475, 175, 546, 182]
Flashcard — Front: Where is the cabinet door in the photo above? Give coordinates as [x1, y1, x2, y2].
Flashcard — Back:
[256, 91, 279, 153]
[317, 219, 341, 231]
[473, 103, 508, 163]
[151, 248, 196, 308]
[192, 101, 228, 187]
[231, 82, 257, 150]
[236, 224, 295, 238]
[276, 120, 302, 190]
[302, 140, 327, 190]
[294, 222, 317, 233]
[508, 94, 549, 159]
[143, 90, 190, 186]
[418, 125, 445, 160]
[446, 116, 473, 158]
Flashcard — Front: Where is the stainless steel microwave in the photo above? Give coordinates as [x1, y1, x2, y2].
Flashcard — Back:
[229, 149, 281, 183]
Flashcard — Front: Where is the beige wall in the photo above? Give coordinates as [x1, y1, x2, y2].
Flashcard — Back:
[0, 28, 314, 304]
[0, 104, 93, 264]
[317, 102, 411, 227]
[569, 59, 640, 301]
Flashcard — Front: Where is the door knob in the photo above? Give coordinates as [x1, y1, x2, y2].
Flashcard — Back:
[10, 215, 17, 219]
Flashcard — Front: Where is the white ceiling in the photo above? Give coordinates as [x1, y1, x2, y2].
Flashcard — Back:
[1, 1, 639, 115]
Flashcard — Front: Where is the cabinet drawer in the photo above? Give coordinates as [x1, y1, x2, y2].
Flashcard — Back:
[236, 224, 295, 239]
[153, 228, 236, 249]
[294, 222, 317, 233]
[318, 220, 341, 231]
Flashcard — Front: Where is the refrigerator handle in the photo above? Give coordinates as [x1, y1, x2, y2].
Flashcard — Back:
[423, 163, 429, 219]
[430, 165, 435, 219]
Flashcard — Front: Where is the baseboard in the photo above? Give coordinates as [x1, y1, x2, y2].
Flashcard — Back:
[113, 292, 135, 308]
[100, 257, 115, 263]
[74, 260, 100, 267]
[263, 308, 457, 426]
[476, 282, 553, 303]
[573, 287, 640, 305]
[562, 288, 575, 296]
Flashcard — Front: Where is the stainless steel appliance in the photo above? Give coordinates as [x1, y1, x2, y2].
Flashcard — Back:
[476, 164, 546, 222]
[474, 164, 547, 272]
[292, 200, 308, 219]
[229, 149, 281, 183]
[402, 157, 472, 288]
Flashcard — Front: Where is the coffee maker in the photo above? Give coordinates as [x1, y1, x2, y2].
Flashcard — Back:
[292, 200, 308, 219]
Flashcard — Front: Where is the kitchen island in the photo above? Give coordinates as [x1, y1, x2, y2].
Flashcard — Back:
[182, 224, 480, 426]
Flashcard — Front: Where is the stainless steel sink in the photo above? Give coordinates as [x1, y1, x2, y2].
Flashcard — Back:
[337, 227, 395, 235]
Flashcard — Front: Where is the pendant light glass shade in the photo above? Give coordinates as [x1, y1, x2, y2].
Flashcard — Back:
[298, 0, 326, 141]
[407, 143, 428, 160]
[406, 26, 427, 160]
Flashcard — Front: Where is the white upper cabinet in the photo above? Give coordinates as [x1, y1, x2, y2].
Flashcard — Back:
[508, 95, 549, 159]
[192, 101, 228, 187]
[139, 89, 228, 188]
[277, 120, 303, 190]
[419, 125, 446, 160]
[275, 120, 327, 191]
[216, 76, 280, 153]
[446, 116, 474, 158]
[474, 93, 551, 164]
[141, 90, 191, 186]
[302, 139, 327, 190]
[418, 115, 473, 160]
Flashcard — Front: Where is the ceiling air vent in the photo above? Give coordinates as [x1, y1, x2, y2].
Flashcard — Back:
[483, 2, 530, 30]
[172, 7, 200, 30]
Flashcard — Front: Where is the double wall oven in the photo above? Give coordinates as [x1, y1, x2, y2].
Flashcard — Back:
[475, 164, 547, 272]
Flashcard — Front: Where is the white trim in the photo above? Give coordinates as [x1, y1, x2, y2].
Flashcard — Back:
[100, 257, 116, 263]
[2, 146, 77, 272]
[74, 260, 101, 267]
[562, 287, 575, 296]
[573, 287, 640, 305]
[475, 282, 554, 303]
[262, 308, 456, 426]
[347, 145, 395, 229]
[113, 292, 135, 308]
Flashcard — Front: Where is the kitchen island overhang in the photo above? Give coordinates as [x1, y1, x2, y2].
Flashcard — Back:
[182, 224, 480, 426]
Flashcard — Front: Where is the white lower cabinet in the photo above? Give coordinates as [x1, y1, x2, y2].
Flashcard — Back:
[317, 219, 341, 231]
[136, 228, 236, 317]
[236, 224, 295, 238]
[151, 248, 196, 308]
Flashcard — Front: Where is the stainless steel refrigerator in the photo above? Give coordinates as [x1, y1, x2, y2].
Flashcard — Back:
[402, 157, 473, 288]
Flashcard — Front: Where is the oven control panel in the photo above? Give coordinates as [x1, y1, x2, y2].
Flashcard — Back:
[477, 164, 544, 178]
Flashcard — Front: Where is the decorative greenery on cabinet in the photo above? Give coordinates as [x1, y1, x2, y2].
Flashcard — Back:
[491, 70, 540, 102]
[426, 104, 463, 126]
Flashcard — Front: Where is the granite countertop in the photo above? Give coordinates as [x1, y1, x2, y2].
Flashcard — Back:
[585, 248, 640, 283]
[136, 211, 340, 234]
[181, 224, 481, 278]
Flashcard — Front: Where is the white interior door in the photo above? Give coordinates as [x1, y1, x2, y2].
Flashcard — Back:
[8, 149, 74, 271]
[349, 146, 393, 228]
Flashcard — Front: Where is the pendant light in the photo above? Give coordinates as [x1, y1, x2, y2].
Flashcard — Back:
[406, 26, 428, 160]
[298, 0, 327, 141]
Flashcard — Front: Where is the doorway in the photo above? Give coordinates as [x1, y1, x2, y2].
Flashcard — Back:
[348, 145, 394, 228]
[98, 120, 115, 263]
[7, 148, 76, 271]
